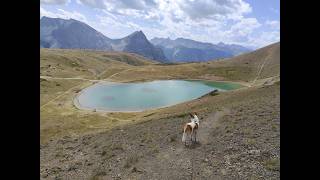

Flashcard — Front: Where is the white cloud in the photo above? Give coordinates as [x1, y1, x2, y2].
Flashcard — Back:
[77, 0, 107, 9]
[40, 6, 88, 23]
[79, 0, 157, 11]
[75, 0, 82, 5]
[176, 0, 251, 20]
[91, 14, 140, 38]
[40, 6, 58, 18]
[41, 0, 280, 48]
[248, 30, 280, 48]
[40, 0, 69, 5]
[57, 9, 88, 22]
[228, 18, 261, 37]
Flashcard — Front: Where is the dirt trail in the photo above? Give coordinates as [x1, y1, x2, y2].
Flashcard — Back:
[101, 68, 133, 80]
[250, 52, 273, 87]
[139, 108, 231, 180]
[40, 83, 84, 110]
[198, 108, 230, 145]
[40, 68, 133, 110]
[40, 76, 100, 82]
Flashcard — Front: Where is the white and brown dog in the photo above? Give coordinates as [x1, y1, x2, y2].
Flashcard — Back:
[182, 112, 199, 145]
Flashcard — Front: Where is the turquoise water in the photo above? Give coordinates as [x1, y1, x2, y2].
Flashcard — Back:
[76, 80, 241, 111]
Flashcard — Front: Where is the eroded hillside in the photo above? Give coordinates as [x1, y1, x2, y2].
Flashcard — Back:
[40, 42, 280, 179]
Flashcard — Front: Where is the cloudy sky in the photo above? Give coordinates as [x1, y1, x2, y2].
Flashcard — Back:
[40, 0, 280, 49]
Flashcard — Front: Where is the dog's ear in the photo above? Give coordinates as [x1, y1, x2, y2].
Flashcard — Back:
[189, 113, 193, 117]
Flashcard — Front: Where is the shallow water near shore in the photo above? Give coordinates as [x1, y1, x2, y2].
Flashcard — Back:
[75, 80, 242, 112]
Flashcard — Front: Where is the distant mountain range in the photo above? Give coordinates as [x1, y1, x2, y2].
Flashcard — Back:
[40, 16, 252, 63]
[150, 38, 251, 62]
[40, 17, 166, 62]
[40, 17, 112, 50]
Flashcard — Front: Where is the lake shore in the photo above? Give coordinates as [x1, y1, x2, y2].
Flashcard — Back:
[73, 79, 245, 113]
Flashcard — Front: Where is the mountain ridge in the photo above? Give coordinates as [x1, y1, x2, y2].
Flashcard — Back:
[41, 16, 252, 63]
[40, 17, 167, 62]
[150, 37, 252, 62]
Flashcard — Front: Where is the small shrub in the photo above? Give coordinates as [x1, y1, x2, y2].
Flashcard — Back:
[242, 128, 253, 135]
[91, 171, 107, 180]
[264, 158, 280, 171]
[174, 113, 188, 118]
[124, 154, 139, 168]
[272, 124, 278, 131]
[245, 138, 256, 145]
[101, 151, 106, 156]
[168, 134, 177, 142]
[143, 112, 155, 117]
[111, 143, 124, 151]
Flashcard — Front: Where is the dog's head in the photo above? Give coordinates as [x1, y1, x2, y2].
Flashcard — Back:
[189, 112, 198, 118]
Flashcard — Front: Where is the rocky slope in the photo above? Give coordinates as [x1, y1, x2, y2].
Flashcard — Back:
[111, 31, 167, 62]
[40, 17, 112, 50]
[40, 42, 280, 179]
[40, 17, 166, 62]
[41, 16, 253, 63]
[40, 82, 280, 179]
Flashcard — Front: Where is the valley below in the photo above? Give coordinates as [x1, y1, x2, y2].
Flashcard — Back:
[40, 42, 280, 179]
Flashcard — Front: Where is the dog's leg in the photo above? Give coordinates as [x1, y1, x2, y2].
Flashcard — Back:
[193, 132, 195, 143]
[191, 128, 194, 144]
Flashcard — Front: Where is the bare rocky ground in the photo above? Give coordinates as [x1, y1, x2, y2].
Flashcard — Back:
[40, 81, 279, 180]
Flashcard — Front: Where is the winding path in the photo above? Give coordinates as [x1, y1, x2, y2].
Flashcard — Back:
[40, 76, 100, 82]
[197, 108, 231, 144]
[40, 83, 84, 109]
[249, 50, 276, 87]
[40, 68, 133, 110]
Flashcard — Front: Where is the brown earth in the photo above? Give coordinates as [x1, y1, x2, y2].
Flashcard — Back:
[40, 83, 279, 180]
[40, 42, 280, 179]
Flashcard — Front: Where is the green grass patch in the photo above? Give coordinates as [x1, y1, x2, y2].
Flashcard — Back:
[207, 66, 254, 81]
[187, 80, 244, 90]
[264, 158, 280, 171]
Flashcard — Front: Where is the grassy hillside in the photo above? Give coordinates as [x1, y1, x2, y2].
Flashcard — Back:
[202, 42, 280, 82]
[40, 48, 157, 79]
[40, 42, 280, 142]
[40, 42, 279, 84]
[104, 42, 280, 83]
[40, 43, 280, 179]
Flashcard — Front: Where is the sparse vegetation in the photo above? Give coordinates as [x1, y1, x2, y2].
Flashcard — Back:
[124, 154, 139, 168]
[41, 43, 279, 179]
[264, 158, 280, 171]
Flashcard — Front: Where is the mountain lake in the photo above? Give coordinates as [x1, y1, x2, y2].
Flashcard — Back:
[74, 80, 243, 112]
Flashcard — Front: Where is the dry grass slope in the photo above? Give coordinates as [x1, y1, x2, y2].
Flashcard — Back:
[40, 42, 280, 179]
[40, 48, 157, 79]
[203, 42, 280, 81]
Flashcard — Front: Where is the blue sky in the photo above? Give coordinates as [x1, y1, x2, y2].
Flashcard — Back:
[40, 0, 280, 49]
